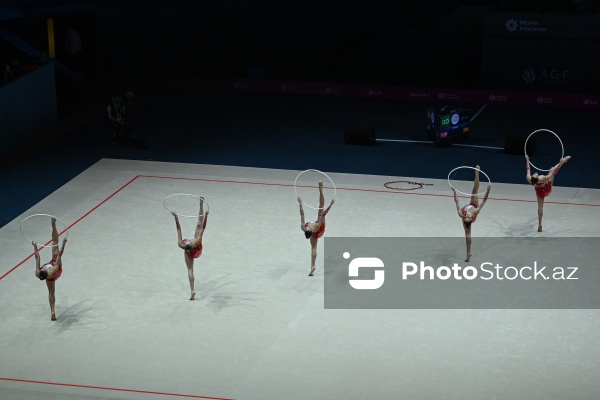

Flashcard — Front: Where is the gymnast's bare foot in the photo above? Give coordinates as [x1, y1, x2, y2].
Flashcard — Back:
[190, 292, 196, 300]
[475, 165, 480, 170]
[309, 267, 315, 276]
[51, 313, 56, 321]
[538, 225, 543, 232]
[465, 254, 471, 262]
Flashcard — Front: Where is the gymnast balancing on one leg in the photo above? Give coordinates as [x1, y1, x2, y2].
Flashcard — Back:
[298, 181, 335, 276]
[452, 166, 491, 262]
[171, 197, 208, 300]
[32, 217, 67, 321]
[525, 155, 571, 232]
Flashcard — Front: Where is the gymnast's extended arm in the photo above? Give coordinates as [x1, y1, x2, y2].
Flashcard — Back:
[32, 241, 41, 277]
[475, 185, 492, 214]
[298, 197, 306, 230]
[452, 187, 463, 218]
[171, 211, 185, 249]
[525, 155, 532, 183]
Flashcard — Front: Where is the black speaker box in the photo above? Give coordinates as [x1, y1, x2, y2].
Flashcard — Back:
[344, 127, 376, 146]
[505, 135, 536, 155]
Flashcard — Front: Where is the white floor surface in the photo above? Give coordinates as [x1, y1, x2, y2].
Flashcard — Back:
[1, 159, 599, 400]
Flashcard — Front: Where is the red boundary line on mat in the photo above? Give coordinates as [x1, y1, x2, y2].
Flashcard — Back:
[139, 175, 600, 207]
[0, 378, 234, 400]
[1, 173, 598, 398]
[0, 176, 140, 281]
[4, 173, 599, 282]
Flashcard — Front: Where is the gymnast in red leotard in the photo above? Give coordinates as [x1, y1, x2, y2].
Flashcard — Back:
[525, 154, 571, 232]
[171, 197, 208, 300]
[32, 217, 67, 321]
[452, 166, 491, 262]
[298, 181, 335, 276]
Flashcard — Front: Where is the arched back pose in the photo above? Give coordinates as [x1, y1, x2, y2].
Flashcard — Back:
[525, 155, 570, 232]
[298, 181, 335, 276]
[32, 217, 67, 321]
[452, 166, 491, 262]
[171, 197, 208, 300]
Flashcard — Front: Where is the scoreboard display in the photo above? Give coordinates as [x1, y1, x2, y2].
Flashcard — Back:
[427, 106, 470, 144]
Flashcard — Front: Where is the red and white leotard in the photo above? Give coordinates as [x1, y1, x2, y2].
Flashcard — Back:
[183, 239, 203, 259]
[461, 204, 478, 222]
[533, 181, 552, 198]
[532, 164, 561, 198]
[534, 182, 553, 198]
[43, 259, 63, 282]
[306, 220, 326, 239]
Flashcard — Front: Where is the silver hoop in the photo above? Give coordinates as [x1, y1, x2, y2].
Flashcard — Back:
[524, 129, 564, 172]
[294, 169, 337, 210]
[163, 194, 210, 218]
[20, 214, 68, 248]
[447, 166, 491, 196]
